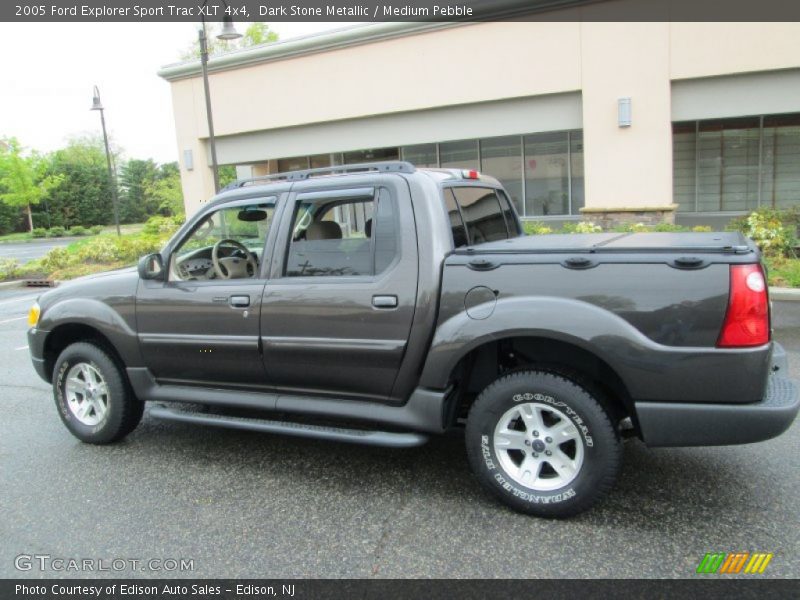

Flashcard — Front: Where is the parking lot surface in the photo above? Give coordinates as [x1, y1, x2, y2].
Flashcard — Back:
[0, 286, 798, 579]
[0, 239, 74, 264]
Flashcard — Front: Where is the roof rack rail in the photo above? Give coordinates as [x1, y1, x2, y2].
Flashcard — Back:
[221, 161, 416, 190]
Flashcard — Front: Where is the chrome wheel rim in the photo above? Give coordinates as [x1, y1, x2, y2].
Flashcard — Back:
[493, 402, 584, 491]
[65, 363, 109, 426]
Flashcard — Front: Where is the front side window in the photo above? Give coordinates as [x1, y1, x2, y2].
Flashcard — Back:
[171, 202, 275, 281]
[285, 189, 398, 278]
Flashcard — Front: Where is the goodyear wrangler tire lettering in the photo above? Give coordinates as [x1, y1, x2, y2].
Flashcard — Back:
[465, 370, 622, 518]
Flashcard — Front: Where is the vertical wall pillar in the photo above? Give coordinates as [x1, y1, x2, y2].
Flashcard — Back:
[580, 21, 675, 224]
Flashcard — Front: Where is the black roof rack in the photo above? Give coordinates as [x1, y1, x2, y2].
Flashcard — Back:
[221, 161, 416, 191]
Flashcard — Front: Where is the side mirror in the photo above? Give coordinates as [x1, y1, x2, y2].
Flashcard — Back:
[138, 253, 164, 281]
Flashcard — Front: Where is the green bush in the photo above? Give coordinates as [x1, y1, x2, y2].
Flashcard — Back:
[573, 221, 603, 234]
[692, 225, 713, 232]
[0, 258, 20, 281]
[31, 228, 47, 238]
[46, 226, 66, 238]
[728, 207, 796, 257]
[653, 223, 689, 232]
[523, 221, 554, 235]
[69, 226, 88, 236]
[142, 215, 183, 236]
[89, 225, 104, 235]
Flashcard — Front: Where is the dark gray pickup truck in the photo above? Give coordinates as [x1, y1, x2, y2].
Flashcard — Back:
[27, 161, 799, 517]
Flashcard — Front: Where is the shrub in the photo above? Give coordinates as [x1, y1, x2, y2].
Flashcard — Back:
[653, 223, 689, 232]
[729, 207, 797, 257]
[574, 221, 603, 234]
[31, 228, 47, 238]
[692, 225, 713, 232]
[46, 226, 66, 238]
[69, 226, 88, 236]
[523, 221, 554, 235]
[0, 258, 20, 281]
[143, 215, 183, 236]
[89, 225, 104, 235]
[39, 247, 72, 271]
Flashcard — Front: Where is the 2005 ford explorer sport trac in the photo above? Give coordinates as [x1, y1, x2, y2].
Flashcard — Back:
[27, 161, 800, 517]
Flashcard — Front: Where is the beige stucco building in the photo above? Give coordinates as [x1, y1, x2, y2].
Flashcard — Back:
[158, 16, 800, 226]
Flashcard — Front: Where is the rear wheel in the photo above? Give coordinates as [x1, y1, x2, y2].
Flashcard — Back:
[53, 342, 143, 444]
[465, 370, 621, 517]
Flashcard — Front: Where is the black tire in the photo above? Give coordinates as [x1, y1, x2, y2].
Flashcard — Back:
[53, 342, 143, 444]
[465, 370, 621, 517]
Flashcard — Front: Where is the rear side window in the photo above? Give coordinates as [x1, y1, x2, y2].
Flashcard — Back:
[497, 190, 521, 236]
[448, 186, 516, 248]
[444, 189, 469, 248]
[284, 189, 398, 278]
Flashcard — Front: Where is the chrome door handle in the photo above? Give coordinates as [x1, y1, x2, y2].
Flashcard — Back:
[372, 295, 398, 308]
[229, 295, 250, 308]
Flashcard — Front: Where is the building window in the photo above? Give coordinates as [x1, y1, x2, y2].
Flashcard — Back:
[763, 114, 800, 209]
[673, 113, 800, 211]
[524, 132, 569, 216]
[480, 136, 523, 215]
[278, 156, 309, 172]
[342, 147, 398, 164]
[270, 130, 586, 217]
[440, 139, 479, 170]
[401, 144, 437, 167]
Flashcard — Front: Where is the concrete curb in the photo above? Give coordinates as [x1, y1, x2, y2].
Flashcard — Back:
[771, 287, 800, 302]
[0, 280, 24, 290]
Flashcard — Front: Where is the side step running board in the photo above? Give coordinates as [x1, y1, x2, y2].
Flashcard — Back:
[148, 405, 429, 448]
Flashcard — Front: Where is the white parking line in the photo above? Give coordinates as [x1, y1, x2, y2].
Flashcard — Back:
[0, 316, 27, 324]
[15, 345, 29, 351]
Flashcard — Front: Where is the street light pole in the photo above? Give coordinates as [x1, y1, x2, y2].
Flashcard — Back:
[198, 10, 242, 194]
[90, 86, 121, 236]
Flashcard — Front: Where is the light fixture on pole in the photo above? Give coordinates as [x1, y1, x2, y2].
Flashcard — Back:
[198, 7, 242, 193]
[90, 85, 121, 236]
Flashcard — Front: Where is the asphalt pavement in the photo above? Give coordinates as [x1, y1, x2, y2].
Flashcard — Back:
[0, 288, 798, 579]
[0, 238, 75, 264]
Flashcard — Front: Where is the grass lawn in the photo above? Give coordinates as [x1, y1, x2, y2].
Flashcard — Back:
[765, 256, 800, 288]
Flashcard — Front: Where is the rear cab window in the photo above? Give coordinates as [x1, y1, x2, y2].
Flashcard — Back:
[445, 185, 521, 248]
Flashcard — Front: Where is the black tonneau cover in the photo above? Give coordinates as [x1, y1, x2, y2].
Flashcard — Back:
[458, 231, 755, 255]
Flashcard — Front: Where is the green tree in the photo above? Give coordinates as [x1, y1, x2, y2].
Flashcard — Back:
[43, 135, 118, 229]
[180, 22, 278, 59]
[145, 162, 185, 217]
[119, 158, 160, 223]
[0, 138, 62, 232]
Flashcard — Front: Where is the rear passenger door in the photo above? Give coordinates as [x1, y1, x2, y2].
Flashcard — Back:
[260, 176, 418, 402]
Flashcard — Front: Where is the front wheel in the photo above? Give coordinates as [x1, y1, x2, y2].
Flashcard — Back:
[465, 370, 621, 517]
[53, 342, 143, 444]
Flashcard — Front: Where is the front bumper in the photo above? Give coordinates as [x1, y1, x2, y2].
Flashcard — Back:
[27, 327, 50, 383]
[636, 374, 799, 447]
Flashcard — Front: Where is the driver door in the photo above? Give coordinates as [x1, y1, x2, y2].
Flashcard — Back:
[136, 197, 279, 388]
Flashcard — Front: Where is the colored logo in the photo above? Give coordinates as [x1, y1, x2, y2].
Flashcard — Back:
[696, 552, 773, 574]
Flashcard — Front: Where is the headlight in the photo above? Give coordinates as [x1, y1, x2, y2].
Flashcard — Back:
[28, 302, 40, 328]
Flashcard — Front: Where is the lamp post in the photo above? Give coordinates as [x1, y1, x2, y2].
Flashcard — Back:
[90, 86, 121, 236]
[199, 11, 242, 193]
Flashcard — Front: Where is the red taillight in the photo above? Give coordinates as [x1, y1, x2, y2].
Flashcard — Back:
[717, 264, 770, 348]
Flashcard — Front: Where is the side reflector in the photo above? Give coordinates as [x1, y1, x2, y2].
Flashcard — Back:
[717, 264, 769, 348]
